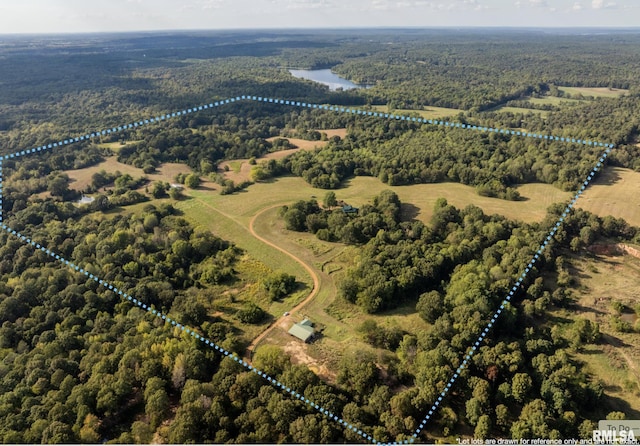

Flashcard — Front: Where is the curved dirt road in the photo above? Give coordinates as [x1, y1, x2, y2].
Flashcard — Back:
[243, 204, 320, 361]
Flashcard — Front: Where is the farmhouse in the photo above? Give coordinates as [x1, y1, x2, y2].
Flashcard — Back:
[288, 318, 315, 342]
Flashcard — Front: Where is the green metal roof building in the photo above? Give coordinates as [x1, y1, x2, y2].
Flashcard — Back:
[288, 319, 315, 342]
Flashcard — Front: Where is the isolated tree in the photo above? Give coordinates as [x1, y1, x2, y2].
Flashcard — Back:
[169, 187, 183, 200]
[323, 191, 338, 208]
[48, 174, 70, 197]
[151, 181, 168, 198]
[253, 345, 289, 376]
[262, 272, 296, 300]
[284, 208, 306, 231]
[237, 303, 266, 324]
[416, 290, 444, 323]
[185, 174, 201, 189]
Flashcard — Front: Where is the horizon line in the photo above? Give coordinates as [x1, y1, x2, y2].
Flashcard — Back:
[2, 25, 640, 37]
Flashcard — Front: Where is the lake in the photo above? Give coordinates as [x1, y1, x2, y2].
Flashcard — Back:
[289, 69, 366, 91]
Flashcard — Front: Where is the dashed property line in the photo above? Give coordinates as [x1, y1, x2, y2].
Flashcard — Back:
[0, 94, 618, 445]
[0, 223, 380, 445]
[0, 160, 3, 223]
[408, 145, 614, 444]
[0, 95, 615, 162]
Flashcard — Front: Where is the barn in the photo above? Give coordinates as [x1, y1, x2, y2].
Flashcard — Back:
[288, 319, 315, 342]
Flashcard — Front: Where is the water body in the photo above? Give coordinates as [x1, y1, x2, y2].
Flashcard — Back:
[289, 69, 366, 91]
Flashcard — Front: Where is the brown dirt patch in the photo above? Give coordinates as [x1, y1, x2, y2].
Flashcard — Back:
[282, 341, 335, 381]
[587, 243, 640, 260]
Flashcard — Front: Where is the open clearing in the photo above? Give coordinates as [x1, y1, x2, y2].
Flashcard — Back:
[218, 137, 333, 183]
[557, 86, 629, 99]
[247, 205, 427, 376]
[188, 175, 570, 225]
[492, 106, 549, 117]
[317, 128, 347, 139]
[64, 155, 197, 191]
[556, 251, 640, 417]
[74, 156, 639, 375]
[371, 104, 463, 119]
[526, 96, 585, 106]
[576, 167, 640, 227]
[265, 137, 330, 151]
[96, 140, 142, 153]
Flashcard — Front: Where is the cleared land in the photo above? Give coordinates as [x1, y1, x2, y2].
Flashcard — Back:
[96, 140, 142, 153]
[247, 205, 428, 381]
[188, 175, 571, 225]
[317, 128, 347, 138]
[174, 175, 572, 370]
[557, 86, 629, 99]
[576, 167, 640, 227]
[218, 135, 336, 183]
[526, 96, 585, 106]
[64, 156, 197, 191]
[244, 204, 321, 361]
[493, 106, 549, 117]
[371, 104, 463, 119]
[68, 155, 639, 374]
[556, 251, 640, 417]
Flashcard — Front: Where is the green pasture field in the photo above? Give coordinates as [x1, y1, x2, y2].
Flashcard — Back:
[577, 167, 640, 227]
[492, 106, 550, 117]
[554, 252, 640, 418]
[371, 104, 463, 119]
[557, 86, 629, 99]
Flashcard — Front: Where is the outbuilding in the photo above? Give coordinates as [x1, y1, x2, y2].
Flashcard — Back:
[288, 319, 315, 342]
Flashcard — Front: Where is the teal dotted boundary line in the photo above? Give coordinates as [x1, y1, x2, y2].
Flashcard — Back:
[0, 223, 380, 444]
[0, 160, 3, 223]
[0, 95, 617, 445]
[407, 144, 615, 444]
[0, 95, 615, 161]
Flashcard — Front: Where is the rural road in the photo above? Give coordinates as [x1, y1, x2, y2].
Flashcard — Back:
[243, 203, 320, 362]
[189, 197, 321, 363]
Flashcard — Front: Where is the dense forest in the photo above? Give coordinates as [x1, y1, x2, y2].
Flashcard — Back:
[1, 29, 640, 443]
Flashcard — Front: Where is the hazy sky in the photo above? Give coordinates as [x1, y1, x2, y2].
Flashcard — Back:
[0, 0, 637, 34]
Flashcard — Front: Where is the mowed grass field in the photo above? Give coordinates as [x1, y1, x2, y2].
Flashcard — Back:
[97, 140, 142, 153]
[557, 86, 629, 98]
[218, 132, 344, 183]
[493, 106, 550, 117]
[371, 104, 463, 119]
[555, 252, 640, 417]
[577, 167, 640, 227]
[64, 156, 195, 191]
[526, 96, 585, 106]
[189, 175, 570, 225]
